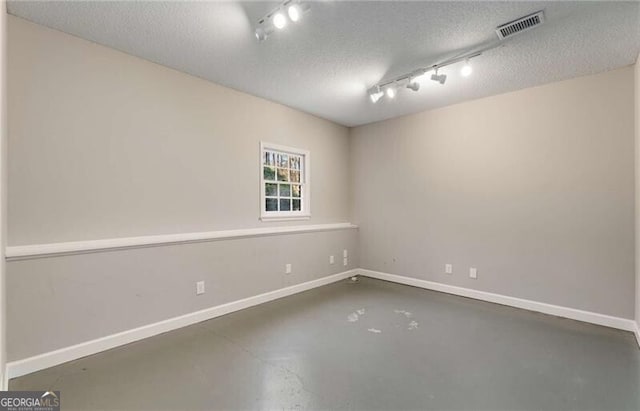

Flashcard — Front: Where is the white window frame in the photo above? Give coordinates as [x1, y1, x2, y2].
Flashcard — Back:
[260, 142, 311, 221]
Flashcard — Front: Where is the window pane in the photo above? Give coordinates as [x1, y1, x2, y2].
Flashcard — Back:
[264, 151, 276, 166]
[292, 185, 301, 198]
[279, 199, 291, 211]
[290, 156, 301, 170]
[279, 184, 291, 197]
[265, 198, 278, 211]
[263, 166, 275, 181]
[278, 154, 289, 168]
[290, 170, 300, 183]
[277, 168, 289, 182]
[265, 183, 277, 196]
[292, 199, 301, 211]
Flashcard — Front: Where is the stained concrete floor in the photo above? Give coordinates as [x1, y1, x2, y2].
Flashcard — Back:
[10, 277, 640, 410]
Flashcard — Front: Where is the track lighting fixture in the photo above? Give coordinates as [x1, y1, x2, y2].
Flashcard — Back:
[367, 46, 487, 103]
[367, 10, 545, 104]
[255, 0, 310, 42]
[430, 69, 447, 85]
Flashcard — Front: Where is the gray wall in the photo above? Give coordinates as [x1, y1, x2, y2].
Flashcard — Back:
[350, 66, 636, 319]
[6, 16, 356, 360]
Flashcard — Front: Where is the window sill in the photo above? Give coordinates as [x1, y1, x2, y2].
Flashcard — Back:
[260, 214, 311, 222]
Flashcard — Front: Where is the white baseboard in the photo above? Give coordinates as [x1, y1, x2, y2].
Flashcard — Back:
[358, 269, 637, 333]
[635, 322, 640, 349]
[6, 269, 357, 380]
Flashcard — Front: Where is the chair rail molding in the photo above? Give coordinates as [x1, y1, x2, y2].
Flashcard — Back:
[6, 223, 358, 260]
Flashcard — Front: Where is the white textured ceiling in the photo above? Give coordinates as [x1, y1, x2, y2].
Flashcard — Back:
[7, 1, 640, 127]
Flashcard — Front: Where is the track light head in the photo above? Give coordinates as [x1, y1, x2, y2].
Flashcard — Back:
[406, 80, 420, 92]
[288, 3, 302, 22]
[255, 27, 267, 41]
[431, 69, 447, 85]
[255, 24, 274, 41]
[287, 5, 301, 22]
[273, 11, 287, 29]
[368, 86, 384, 103]
[385, 85, 397, 99]
[461, 60, 473, 77]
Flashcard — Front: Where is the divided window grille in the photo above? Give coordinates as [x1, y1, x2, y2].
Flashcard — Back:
[260, 143, 310, 220]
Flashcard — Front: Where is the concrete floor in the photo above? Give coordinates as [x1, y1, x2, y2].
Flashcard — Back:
[10, 277, 640, 410]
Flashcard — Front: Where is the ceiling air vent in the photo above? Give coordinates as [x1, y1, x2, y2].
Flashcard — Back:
[496, 11, 545, 40]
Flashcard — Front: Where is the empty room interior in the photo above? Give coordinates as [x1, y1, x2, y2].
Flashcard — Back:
[0, 0, 639, 410]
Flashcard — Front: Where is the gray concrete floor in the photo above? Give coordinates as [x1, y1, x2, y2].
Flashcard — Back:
[10, 277, 640, 410]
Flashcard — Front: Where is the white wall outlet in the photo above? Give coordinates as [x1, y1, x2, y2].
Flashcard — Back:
[445, 264, 453, 274]
[329, 255, 335, 264]
[343, 257, 348, 266]
[285, 263, 292, 274]
[343, 249, 348, 258]
[196, 281, 205, 295]
[469, 267, 478, 279]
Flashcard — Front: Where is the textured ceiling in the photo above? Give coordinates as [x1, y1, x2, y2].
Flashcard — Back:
[7, 1, 640, 127]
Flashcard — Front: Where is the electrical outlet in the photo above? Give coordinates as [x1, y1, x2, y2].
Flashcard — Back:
[285, 263, 292, 274]
[469, 267, 478, 279]
[196, 281, 205, 295]
[329, 255, 335, 264]
[343, 257, 348, 266]
[445, 264, 453, 274]
[343, 249, 348, 258]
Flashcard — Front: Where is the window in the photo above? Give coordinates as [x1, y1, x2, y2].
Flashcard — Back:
[260, 142, 310, 220]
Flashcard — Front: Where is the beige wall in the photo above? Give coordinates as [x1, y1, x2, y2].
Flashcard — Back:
[8, 16, 351, 246]
[635, 55, 640, 326]
[6, 16, 357, 361]
[0, 0, 6, 388]
[351, 66, 636, 318]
